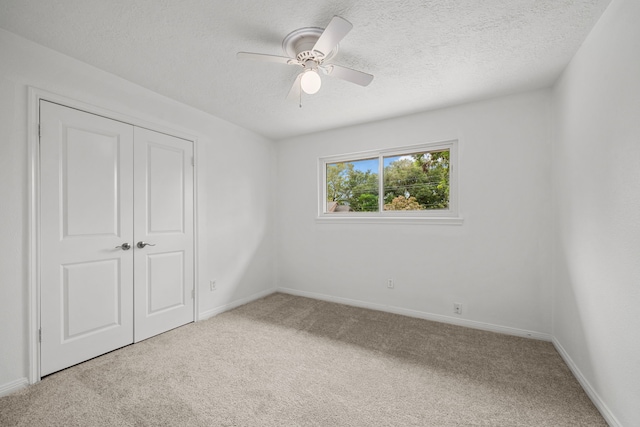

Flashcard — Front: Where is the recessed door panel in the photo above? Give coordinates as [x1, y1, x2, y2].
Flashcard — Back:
[63, 259, 121, 339]
[147, 252, 185, 314]
[147, 144, 184, 233]
[63, 127, 120, 238]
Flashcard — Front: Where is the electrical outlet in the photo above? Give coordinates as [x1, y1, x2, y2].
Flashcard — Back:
[454, 303, 462, 315]
[387, 279, 394, 289]
[210, 280, 217, 291]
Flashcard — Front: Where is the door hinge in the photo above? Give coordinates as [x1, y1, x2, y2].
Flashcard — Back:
[38, 124, 41, 138]
[191, 289, 195, 299]
[38, 328, 42, 343]
[191, 156, 194, 166]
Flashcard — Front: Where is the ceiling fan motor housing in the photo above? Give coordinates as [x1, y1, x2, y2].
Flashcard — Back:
[282, 27, 338, 62]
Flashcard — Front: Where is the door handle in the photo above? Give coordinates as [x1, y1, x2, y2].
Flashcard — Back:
[115, 243, 131, 250]
[137, 241, 156, 249]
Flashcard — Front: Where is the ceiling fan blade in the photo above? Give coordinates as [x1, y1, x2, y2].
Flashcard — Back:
[324, 64, 374, 86]
[312, 16, 353, 58]
[237, 52, 299, 66]
[286, 73, 303, 102]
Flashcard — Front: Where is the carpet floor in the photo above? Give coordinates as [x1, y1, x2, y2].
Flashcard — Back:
[0, 293, 606, 426]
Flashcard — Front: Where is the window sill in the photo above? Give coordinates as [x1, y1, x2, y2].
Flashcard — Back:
[315, 215, 464, 225]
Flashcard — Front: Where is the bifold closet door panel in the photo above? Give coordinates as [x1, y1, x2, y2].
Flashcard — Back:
[39, 101, 135, 376]
[132, 127, 194, 342]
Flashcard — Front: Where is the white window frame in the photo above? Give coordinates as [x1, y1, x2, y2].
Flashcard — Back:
[317, 140, 462, 225]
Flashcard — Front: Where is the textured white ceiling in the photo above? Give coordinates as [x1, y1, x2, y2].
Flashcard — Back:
[0, 0, 612, 140]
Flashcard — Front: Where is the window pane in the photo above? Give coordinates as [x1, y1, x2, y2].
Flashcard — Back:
[326, 158, 379, 212]
[383, 150, 450, 211]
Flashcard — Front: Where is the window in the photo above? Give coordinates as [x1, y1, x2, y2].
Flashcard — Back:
[318, 140, 460, 223]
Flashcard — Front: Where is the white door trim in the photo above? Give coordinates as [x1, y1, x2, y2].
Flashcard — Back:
[27, 87, 200, 383]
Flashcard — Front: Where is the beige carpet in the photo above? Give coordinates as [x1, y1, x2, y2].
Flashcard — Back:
[0, 293, 606, 426]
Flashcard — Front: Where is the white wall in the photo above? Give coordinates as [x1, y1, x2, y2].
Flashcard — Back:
[0, 29, 276, 390]
[551, 0, 640, 425]
[276, 90, 553, 336]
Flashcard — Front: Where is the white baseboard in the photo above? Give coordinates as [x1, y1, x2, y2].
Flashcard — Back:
[0, 377, 28, 397]
[277, 287, 552, 341]
[552, 338, 621, 427]
[198, 288, 277, 321]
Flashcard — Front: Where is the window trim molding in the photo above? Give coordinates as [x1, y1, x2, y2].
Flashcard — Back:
[317, 139, 462, 224]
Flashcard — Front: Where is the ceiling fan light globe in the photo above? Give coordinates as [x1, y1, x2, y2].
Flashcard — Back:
[301, 70, 322, 94]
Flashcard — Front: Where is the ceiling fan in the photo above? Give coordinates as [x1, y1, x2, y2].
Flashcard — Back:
[237, 16, 374, 103]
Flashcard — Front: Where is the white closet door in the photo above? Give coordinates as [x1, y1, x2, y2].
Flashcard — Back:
[133, 127, 194, 342]
[40, 101, 135, 376]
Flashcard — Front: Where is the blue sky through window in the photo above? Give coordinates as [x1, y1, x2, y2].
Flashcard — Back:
[349, 158, 378, 173]
[345, 156, 413, 173]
